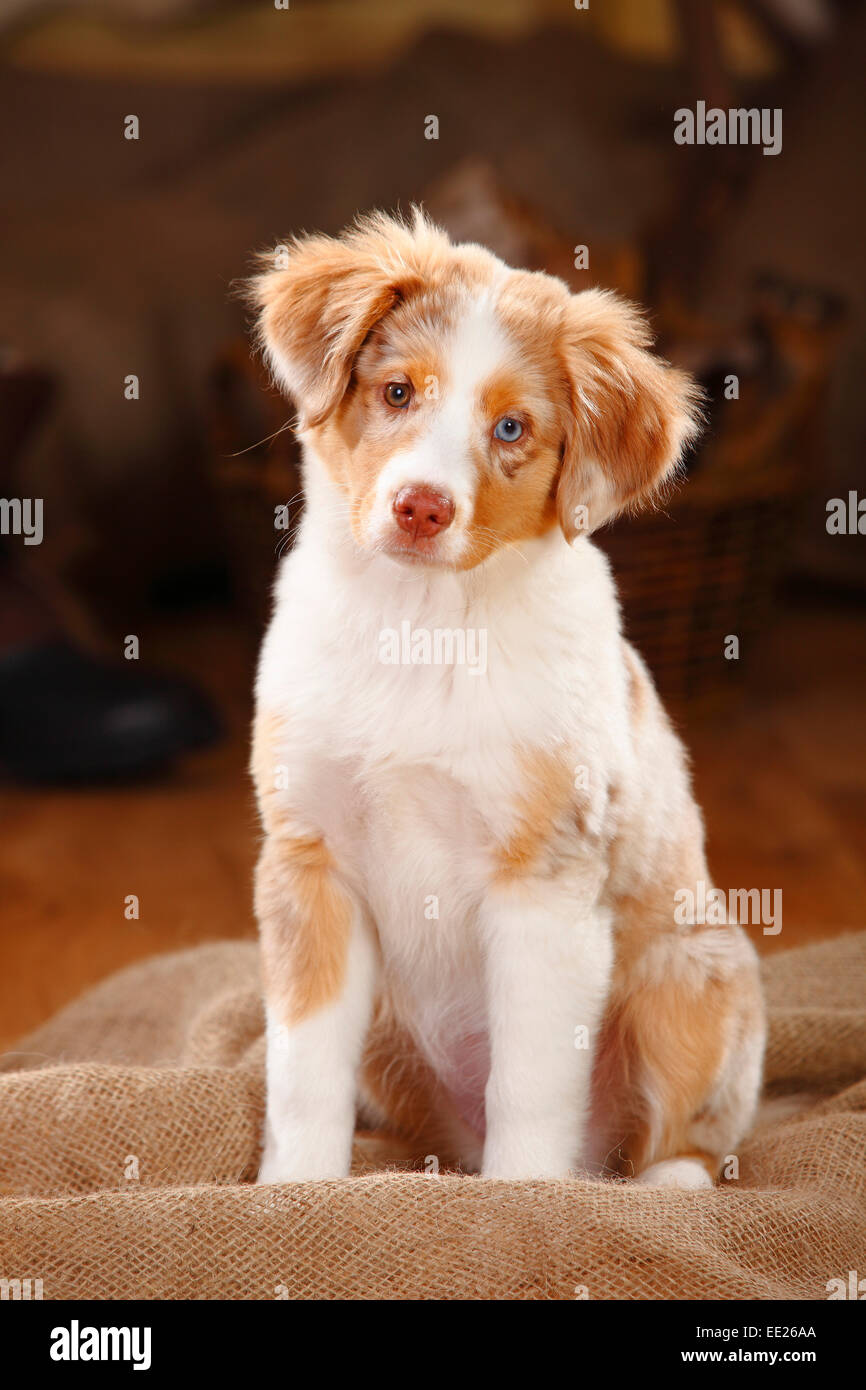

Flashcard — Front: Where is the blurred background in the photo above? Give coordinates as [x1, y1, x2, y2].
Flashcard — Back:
[1, 0, 864, 1050]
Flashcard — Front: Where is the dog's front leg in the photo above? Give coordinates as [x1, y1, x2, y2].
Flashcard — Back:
[255, 833, 379, 1183]
[480, 883, 612, 1180]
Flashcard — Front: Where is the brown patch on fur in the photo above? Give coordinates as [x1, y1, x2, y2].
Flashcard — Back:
[477, 363, 557, 444]
[615, 972, 731, 1176]
[464, 443, 560, 567]
[592, 971, 731, 1180]
[494, 747, 577, 882]
[554, 290, 703, 539]
[328, 403, 429, 544]
[255, 833, 352, 1025]
[478, 372, 526, 426]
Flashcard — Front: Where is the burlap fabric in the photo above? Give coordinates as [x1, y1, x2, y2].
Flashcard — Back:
[1, 933, 864, 1300]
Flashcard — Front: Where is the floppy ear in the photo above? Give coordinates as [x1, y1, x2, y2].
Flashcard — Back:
[555, 290, 702, 541]
[247, 216, 430, 428]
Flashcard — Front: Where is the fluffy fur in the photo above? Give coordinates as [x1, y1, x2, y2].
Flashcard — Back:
[247, 210, 765, 1186]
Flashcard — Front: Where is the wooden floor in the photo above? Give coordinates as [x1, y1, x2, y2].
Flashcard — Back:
[1, 598, 864, 1052]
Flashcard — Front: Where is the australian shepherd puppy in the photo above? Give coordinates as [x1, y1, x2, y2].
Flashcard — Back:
[248, 210, 765, 1188]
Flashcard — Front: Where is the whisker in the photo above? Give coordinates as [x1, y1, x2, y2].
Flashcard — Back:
[226, 418, 296, 458]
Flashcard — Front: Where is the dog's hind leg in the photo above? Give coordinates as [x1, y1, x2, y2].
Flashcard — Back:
[604, 927, 766, 1190]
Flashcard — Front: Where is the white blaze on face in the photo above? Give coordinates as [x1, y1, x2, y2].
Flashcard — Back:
[364, 291, 512, 563]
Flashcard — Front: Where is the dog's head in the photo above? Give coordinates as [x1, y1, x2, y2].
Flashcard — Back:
[249, 210, 701, 569]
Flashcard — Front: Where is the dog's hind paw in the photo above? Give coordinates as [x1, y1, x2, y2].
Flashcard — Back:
[635, 1158, 714, 1190]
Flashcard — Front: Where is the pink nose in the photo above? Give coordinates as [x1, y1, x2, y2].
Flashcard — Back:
[392, 486, 455, 539]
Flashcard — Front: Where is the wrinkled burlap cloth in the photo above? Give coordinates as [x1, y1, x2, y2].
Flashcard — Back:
[1, 932, 864, 1299]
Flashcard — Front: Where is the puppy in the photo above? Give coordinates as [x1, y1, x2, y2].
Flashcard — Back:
[248, 211, 765, 1187]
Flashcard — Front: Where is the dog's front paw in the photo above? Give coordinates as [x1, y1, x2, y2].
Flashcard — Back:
[256, 1152, 298, 1186]
[482, 1132, 576, 1181]
[256, 1133, 352, 1184]
[256, 1156, 340, 1184]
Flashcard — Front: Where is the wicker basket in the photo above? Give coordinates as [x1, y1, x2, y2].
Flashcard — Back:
[599, 273, 845, 711]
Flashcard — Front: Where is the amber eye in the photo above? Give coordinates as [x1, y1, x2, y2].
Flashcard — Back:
[383, 381, 412, 409]
[493, 416, 523, 442]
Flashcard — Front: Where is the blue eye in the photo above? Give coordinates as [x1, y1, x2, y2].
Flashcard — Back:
[493, 416, 523, 442]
